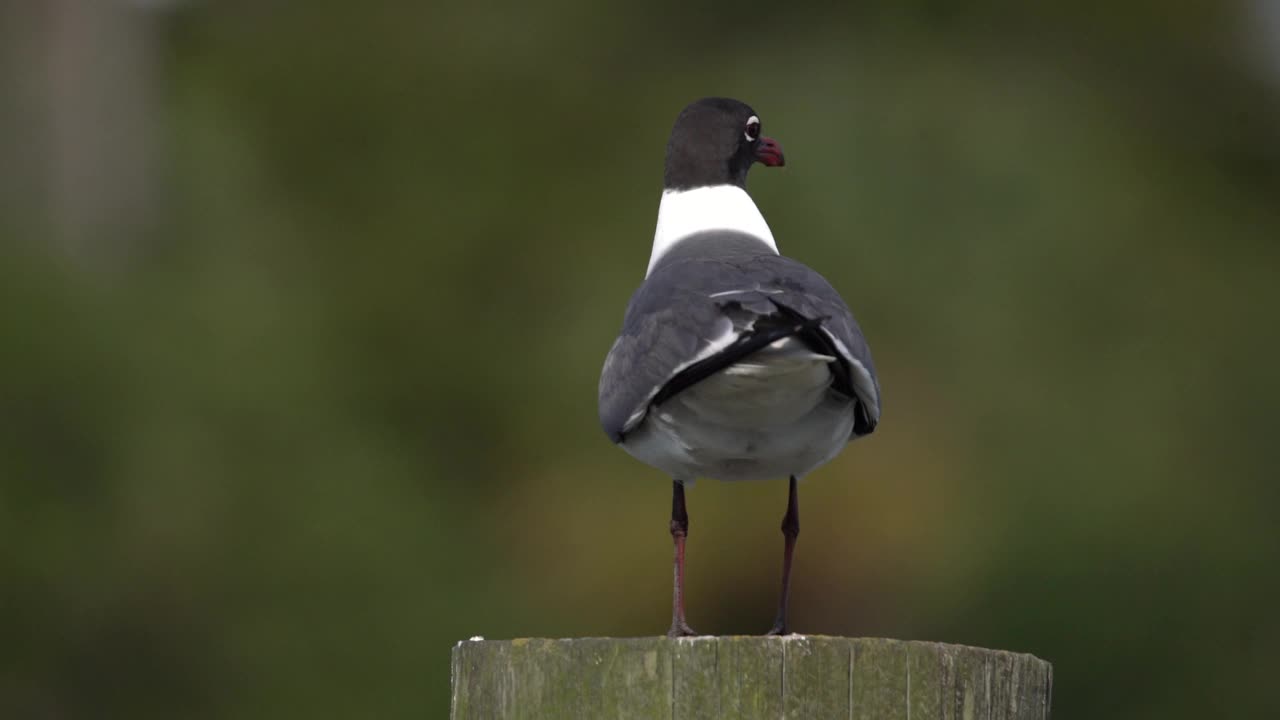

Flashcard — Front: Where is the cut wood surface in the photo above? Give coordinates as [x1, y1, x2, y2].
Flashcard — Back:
[451, 636, 1052, 719]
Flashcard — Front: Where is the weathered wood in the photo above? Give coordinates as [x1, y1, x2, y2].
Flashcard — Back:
[451, 636, 1052, 719]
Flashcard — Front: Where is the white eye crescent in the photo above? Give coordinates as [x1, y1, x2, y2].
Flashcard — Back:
[744, 115, 761, 142]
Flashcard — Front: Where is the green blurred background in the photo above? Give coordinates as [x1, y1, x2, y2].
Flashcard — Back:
[3, 1, 1279, 717]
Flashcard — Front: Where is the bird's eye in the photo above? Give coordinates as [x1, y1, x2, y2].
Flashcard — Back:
[744, 116, 761, 142]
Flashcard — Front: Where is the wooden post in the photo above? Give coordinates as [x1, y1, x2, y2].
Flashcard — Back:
[451, 636, 1052, 719]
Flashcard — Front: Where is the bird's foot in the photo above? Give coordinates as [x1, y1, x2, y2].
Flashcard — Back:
[667, 620, 699, 638]
[765, 621, 792, 636]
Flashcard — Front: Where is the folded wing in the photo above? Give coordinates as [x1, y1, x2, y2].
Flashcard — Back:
[599, 244, 880, 443]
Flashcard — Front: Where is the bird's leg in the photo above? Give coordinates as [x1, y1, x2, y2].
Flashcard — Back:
[668, 480, 697, 637]
[766, 475, 800, 635]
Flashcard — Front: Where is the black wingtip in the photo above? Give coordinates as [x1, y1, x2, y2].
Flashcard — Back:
[768, 301, 860, 400]
[649, 320, 810, 410]
[853, 402, 877, 436]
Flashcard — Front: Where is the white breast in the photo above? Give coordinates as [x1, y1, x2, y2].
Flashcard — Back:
[621, 337, 856, 482]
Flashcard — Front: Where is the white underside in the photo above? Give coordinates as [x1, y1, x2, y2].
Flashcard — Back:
[647, 185, 778, 276]
[621, 337, 856, 482]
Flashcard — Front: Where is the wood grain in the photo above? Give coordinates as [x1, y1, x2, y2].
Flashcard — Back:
[451, 636, 1052, 719]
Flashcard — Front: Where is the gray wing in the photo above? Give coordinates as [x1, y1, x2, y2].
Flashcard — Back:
[598, 247, 880, 443]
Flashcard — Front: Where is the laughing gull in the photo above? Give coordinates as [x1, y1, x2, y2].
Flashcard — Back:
[598, 98, 881, 636]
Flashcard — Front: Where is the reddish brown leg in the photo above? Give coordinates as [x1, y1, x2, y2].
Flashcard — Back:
[668, 480, 697, 637]
[766, 476, 800, 635]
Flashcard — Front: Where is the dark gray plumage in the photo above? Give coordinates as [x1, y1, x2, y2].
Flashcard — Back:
[598, 231, 880, 446]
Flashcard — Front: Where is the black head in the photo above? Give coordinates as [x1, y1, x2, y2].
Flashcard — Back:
[662, 97, 786, 191]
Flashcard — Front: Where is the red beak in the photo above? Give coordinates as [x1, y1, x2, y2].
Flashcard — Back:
[754, 136, 786, 167]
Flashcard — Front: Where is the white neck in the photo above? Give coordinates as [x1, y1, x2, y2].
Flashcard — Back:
[647, 185, 777, 276]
